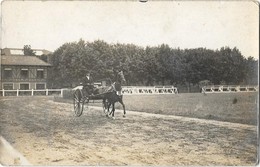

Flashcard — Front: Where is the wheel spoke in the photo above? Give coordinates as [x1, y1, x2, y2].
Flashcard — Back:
[74, 94, 79, 102]
[74, 103, 78, 111]
[73, 89, 84, 117]
[77, 103, 80, 112]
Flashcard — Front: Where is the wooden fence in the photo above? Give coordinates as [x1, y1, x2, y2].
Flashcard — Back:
[0, 89, 63, 97]
[1, 85, 257, 97]
[121, 86, 178, 95]
[72, 86, 179, 95]
[201, 85, 258, 93]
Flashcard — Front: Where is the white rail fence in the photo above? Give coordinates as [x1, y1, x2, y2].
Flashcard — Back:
[72, 86, 178, 95]
[0, 86, 179, 97]
[201, 85, 258, 93]
[0, 89, 63, 97]
[121, 86, 178, 95]
[2, 85, 256, 96]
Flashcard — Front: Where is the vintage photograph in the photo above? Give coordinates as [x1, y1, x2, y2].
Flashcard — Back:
[0, 0, 259, 166]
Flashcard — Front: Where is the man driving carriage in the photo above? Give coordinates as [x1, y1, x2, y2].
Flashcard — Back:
[82, 73, 95, 96]
[81, 69, 125, 96]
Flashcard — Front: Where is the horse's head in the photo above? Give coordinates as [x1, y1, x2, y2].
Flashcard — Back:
[117, 70, 126, 84]
[111, 70, 125, 93]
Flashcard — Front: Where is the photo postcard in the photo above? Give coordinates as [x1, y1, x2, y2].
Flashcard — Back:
[0, 0, 259, 166]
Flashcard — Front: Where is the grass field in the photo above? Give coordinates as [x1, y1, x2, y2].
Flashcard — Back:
[84, 92, 258, 125]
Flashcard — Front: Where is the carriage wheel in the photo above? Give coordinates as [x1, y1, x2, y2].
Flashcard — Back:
[73, 89, 84, 117]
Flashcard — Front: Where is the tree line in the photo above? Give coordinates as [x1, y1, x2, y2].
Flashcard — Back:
[44, 39, 258, 90]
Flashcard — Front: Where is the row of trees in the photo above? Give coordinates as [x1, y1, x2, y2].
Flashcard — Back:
[45, 39, 258, 89]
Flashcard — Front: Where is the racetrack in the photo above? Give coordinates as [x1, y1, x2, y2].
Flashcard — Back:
[0, 96, 258, 165]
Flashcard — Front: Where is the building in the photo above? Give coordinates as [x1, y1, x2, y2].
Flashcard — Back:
[0, 48, 51, 90]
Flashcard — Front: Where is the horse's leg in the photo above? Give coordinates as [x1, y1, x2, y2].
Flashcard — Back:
[102, 98, 107, 112]
[103, 98, 110, 116]
[118, 98, 126, 117]
[107, 102, 112, 116]
[111, 103, 115, 119]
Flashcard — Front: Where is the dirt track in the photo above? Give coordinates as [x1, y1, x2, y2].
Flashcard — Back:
[0, 96, 257, 165]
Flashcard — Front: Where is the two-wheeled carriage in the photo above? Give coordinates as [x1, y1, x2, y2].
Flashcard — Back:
[73, 85, 110, 117]
[73, 71, 126, 118]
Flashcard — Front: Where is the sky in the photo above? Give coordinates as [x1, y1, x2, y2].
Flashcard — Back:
[1, 1, 259, 59]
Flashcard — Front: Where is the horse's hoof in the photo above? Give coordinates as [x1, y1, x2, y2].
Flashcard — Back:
[123, 115, 126, 118]
[112, 117, 115, 120]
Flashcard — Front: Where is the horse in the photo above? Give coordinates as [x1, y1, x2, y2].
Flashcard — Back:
[103, 80, 126, 118]
[83, 70, 126, 118]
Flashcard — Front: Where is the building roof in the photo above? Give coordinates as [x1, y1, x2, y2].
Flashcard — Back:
[1, 55, 51, 66]
[1, 48, 52, 56]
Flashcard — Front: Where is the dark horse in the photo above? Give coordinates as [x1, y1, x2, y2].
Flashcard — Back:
[83, 70, 126, 118]
[103, 71, 126, 118]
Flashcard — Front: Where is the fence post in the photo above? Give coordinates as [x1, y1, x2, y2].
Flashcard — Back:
[46, 89, 49, 96]
[254, 86, 258, 91]
[175, 87, 178, 94]
[235, 86, 240, 92]
[3, 89, 5, 97]
[17, 89, 19, 96]
[31, 89, 34, 96]
[60, 89, 63, 97]
[201, 87, 206, 94]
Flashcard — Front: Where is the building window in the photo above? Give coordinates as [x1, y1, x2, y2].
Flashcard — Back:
[21, 69, 29, 78]
[3, 68, 12, 79]
[20, 83, 29, 90]
[37, 69, 44, 79]
[3, 83, 13, 90]
[36, 83, 45, 90]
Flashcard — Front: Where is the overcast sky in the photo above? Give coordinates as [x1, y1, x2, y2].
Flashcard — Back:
[1, 1, 259, 59]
